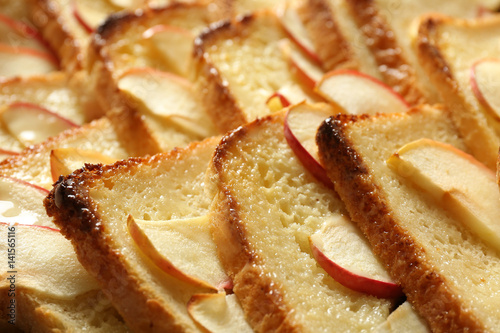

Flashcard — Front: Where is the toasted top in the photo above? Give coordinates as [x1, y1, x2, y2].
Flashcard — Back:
[45, 137, 222, 332]
[418, 14, 500, 170]
[209, 109, 393, 332]
[317, 105, 500, 332]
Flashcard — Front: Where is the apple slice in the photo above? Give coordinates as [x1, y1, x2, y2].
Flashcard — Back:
[142, 25, 194, 77]
[277, 4, 321, 64]
[0, 222, 100, 299]
[0, 43, 58, 78]
[310, 215, 402, 298]
[284, 103, 338, 189]
[279, 39, 324, 91]
[374, 302, 429, 333]
[118, 67, 214, 138]
[50, 148, 118, 182]
[266, 92, 291, 112]
[1, 102, 78, 147]
[0, 13, 48, 52]
[72, 0, 115, 33]
[387, 138, 500, 253]
[0, 148, 18, 161]
[470, 58, 500, 121]
[127, 215, 228, 291]
[187, 293, 253, 333]
[0, 175, 54, 226]
[315, 70, 409, 115]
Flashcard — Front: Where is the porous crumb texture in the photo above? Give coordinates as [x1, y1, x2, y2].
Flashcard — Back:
[211, 113, 392, 333]
[46, 137, 221, 332]
[317, 107, 500, 332]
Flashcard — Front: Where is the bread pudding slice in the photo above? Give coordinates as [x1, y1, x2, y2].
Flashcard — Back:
[0, 223, 130, 332]
[300, 0, 381, 77]
[317, 105, 500, 332]
[343, 0, 500, 105]
[88, 2, 220, 152]
[194, 9, 325, 133]
[418, 14, 500, 170]
[209, 109, 394, 332]
[44, 137, 253, 332]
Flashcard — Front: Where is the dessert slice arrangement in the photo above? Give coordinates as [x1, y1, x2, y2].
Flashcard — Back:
[3, 0, 500, 331]
[418, 14, 500, 169]
[316, 106, 500, 332]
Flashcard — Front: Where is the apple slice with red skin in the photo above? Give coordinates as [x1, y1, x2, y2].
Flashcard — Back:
[72, 0, 116, 33]
[277, 5, 321, 65]
[50, 147, 118, 182]
[0, 13, 49, 52]
[127, 215, 229, 291]
[279, 39, 323, 91]
[0, 43, 58, 77]
[310, 215, 403, 299]
[315, 70, 409, 114]
[0, 222, 101, 299]
[118, 67, 215, 138]
[142, 24, 194, 76]
[284, 103, 338, 189]
[187, 292, 253, 333]
[0, 148, 19, 161]
[0, 175, 53, 226]
[1, 102, 78, 147]
[470, 58, 500, 122]
[387, 138, 500, 254]
[266, 92, 291, 112]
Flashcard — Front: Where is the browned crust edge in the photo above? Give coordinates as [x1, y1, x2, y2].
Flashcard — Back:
[29, 0, 83, 73]
[344, 0, 426, 105]
[417, 15, 499, 170]
[209, 116, 300, 332]
[193, 16, 254, 133]
[316, 113, 485, 333]
[299, 0, 359, 71]
[43, 163, 189, 332]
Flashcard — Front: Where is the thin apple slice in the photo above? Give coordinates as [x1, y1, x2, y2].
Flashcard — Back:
[284, 103, 338, 189]
[1, 102, 77, 147]
[0, 175, 53, 226]
[310, 215, 402, 298]
[266, 92, 291, 112]
[277, 4, 321, 64]
[470, 58, 500, 121]
[118, 67, 214, 138]
[187, 293, 253, 333]
[50, 148, 118, 182]
[0, 43, 58, 78]
[0, 222, 100, 299]
[374, 302, 429, 333]
[143, 25, 194, 77]
[387, 138, 500, 254]
[315, 70, 409, 114]
[0, 148, 18, 161]
[72, 0, 115, 33]
[127, 215, 228, 291]
[279, 39, 323, 91]
[0, 13, 48, 52]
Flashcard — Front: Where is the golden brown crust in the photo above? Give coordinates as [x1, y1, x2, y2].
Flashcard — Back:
[210, 116, 300, 332]
[299, 0, 359, 71]
[417, 15, 499, 170]
[344, 0, 426, 105]
[29, 0, 84, 72]
[316, 112, 485, 333]
[193, 17, 252, 133]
